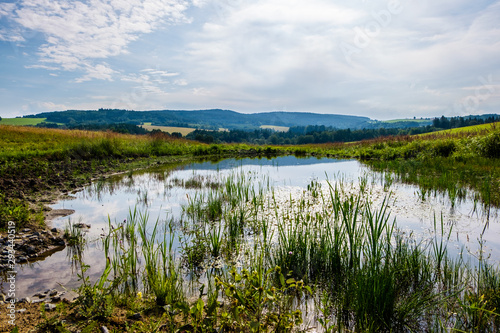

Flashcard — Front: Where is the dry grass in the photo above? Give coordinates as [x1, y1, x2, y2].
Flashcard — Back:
[140, 125, 196, 136]
[260, 125, 290, 132]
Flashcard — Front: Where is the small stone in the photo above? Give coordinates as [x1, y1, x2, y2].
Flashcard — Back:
[25, 245, 37, 254]
[51, 296, 61, 302]
[52, 237, 65, 246]
[22, 228, 31, 233]
[17, 256, 28, 263]
[101, 327, 110, 333]
[128, 313, 142, 320]
[74, 223, 91, 229]
[45, 303, 56, 311]
[19, 297, 31, 303]
[31, 299, 45, 304]
[49, 289, 58, 296]
[16, 308, 27, 313]
[51, 228, 59, 233]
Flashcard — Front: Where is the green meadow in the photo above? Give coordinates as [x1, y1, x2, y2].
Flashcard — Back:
[0, 117, 46, 126]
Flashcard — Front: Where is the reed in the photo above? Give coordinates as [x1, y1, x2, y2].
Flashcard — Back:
[66, 168, 500, 331]
[138, 214, 184, 307]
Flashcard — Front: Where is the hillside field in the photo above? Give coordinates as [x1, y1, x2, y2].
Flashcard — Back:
[260, 125, 289, 132]
[140, 123, 196, 136]
[0, 117, 46, 126]
[418, 122, 499, 136]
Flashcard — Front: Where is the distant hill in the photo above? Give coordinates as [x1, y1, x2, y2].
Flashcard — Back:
[25, 109, 372, 130]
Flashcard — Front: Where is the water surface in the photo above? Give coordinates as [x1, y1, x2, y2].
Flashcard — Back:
[4, 156, 498, 298]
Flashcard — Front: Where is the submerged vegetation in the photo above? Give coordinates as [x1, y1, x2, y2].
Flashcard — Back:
[0, 121, 499, 331]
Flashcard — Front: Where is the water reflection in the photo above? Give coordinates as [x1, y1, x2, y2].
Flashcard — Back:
[3, 156, 498, 298]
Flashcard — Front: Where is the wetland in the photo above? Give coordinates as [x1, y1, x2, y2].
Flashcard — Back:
[4, 155, 499, 332]
[1, 124, 500, 332]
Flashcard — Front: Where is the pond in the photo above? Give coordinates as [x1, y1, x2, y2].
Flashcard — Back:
[4, 155, 499, 299]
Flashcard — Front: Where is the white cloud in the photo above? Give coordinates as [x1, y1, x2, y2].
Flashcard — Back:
[3, 0, 190, 81]
[25, 64, 60, 71]
[37, 101, 69, 111]
[186, 0, 359, 89]
[0, 3, 16, 16]
[75, 63, 117, 83]
[174, 79, 188, 86]
[141, 68, 179, 77]
[122, 68, 181, 87]
[173, 0, 500, 117]
[0, 28, 25, 42]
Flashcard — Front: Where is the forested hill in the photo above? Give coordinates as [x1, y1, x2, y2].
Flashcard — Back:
[25, 109, 372, 130]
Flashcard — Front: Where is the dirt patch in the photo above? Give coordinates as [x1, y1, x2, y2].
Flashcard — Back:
[0, 300, 170, 333]
[0, 301, 47, 333]
[0, 299, 80, 333]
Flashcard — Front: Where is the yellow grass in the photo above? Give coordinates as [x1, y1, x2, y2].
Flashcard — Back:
[260, 125, 289, 132]
[417, 122, 499, 137]
[0, 125, 143, 157]
[140, 125, 196, 136]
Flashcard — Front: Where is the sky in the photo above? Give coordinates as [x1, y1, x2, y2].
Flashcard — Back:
[0, 0, 499, 120]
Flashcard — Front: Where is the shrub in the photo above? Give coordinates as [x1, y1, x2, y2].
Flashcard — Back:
[480, 131, 500, 158]
[432, 140, 456, 157]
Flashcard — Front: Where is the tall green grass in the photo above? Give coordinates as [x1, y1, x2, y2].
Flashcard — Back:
[52, 164, 500, 331]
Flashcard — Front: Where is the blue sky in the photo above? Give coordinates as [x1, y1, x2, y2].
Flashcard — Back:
[1, 0, 499, 120]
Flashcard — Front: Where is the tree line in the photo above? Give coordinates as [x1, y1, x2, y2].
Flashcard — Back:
[30, 114, 499, 144]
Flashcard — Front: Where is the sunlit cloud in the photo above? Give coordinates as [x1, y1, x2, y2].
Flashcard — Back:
[1, 0, 190, 81]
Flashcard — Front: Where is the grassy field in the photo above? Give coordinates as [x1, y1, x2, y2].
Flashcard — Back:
[260, 125, 290, 132]
[0, 117, 46, 125]
[418, 122, 499, 136]
[140, 123, 197, 136]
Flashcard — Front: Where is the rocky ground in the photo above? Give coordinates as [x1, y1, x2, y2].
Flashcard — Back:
[0, 226, 66, 271]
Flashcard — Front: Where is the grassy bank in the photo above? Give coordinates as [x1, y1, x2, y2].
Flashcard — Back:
[306, 123, 500, 208]
[1, 123, 499, 231]
[0, 125, 287, 230]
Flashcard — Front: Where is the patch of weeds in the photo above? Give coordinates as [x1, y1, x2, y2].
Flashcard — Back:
[74, 261, 115, 321]
[63, 220, 86, 247]
[35, 302, 70, 333]
[34, 205, 46, 227]
[0, 194, 31, 229]
[212, 266, 311, 332]
[182, 236, 208, 271]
